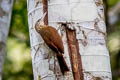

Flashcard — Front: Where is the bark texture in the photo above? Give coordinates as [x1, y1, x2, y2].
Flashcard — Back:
[27, 0, 112, 80]
[0, 0, 13, 80]
[65, 25, 83, 80]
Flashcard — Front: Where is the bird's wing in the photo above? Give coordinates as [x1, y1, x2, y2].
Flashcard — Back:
[48, 26, 64, 53]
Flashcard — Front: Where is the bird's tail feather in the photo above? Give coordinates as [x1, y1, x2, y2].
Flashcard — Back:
[56, 53, 69, 75]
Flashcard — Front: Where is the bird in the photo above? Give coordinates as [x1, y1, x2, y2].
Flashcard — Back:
[35, 19, 69, 75]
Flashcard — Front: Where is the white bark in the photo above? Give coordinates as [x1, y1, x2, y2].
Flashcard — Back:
[0, 0, 13, 80]
[27, 0, 112, 80]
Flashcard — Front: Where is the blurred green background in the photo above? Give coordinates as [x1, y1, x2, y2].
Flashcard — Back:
[2, 0, 120, 80]
[3, 0, 32, 80]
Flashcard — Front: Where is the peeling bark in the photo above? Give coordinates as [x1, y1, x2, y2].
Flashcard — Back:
[27, 0, 111, 80]
[42, 0, 48, 25]
[65, 24, 83, 80]
[0, 0, 13, 79]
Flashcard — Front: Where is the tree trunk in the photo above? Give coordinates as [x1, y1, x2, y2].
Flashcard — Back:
[27, 0, 112, 80]
[0, 0, 13, 80]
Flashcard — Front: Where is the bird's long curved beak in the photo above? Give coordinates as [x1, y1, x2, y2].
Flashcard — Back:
[40, 12, 47, 21]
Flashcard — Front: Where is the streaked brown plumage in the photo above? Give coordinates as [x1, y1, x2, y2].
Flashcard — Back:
[35, 24, 69, 75]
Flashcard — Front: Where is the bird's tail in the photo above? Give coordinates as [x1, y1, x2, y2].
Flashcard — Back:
[56, 53, 69, 75]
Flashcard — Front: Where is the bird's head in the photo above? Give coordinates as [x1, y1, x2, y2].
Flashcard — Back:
[35, 12, 47, 33]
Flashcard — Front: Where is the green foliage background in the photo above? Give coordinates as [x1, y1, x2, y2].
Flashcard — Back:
[2, 0, 120, 80]
[3, 0, 32, 80]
